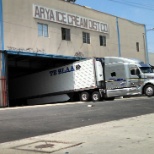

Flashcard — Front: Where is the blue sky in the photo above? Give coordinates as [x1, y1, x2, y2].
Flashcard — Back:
[76, 0, 154, 53]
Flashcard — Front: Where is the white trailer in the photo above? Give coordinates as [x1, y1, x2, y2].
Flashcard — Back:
[9, 58, 141, 104]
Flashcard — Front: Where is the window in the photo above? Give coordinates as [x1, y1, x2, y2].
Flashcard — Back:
[100, 36, 106, 46]
[38, 23, 48, 37]
[61, 28, 70, 41]
[83, 32, 90, 44]
[140, 67, 153, 73]
[130, 69, 136, 75]
[136, 42, 139, 52]
[111, 72, 116, 77]
[130, 68, 140, 75]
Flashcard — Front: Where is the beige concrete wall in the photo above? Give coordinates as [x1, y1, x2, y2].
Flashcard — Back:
[149, 52, 154, 65]
[3, 0, 145, 60]
[118, 18, 146, 62]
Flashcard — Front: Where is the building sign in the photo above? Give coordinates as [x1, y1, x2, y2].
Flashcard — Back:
[33, 4, 109, 33]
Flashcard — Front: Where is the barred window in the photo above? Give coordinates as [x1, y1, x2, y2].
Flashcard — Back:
[100, 36, 106, 46]
[83, 32, 90, 44]
[136, 42, 139, 52]
[61, 28, 70, 41]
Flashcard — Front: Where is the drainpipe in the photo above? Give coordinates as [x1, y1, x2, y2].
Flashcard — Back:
[116, 17, 121, 57]
[144, 25, 150, 64]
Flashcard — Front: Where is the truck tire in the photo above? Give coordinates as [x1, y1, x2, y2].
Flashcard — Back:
[92, 91, 101, 101]
[80, 92, 90, 101]
[144, 84, 154, 97]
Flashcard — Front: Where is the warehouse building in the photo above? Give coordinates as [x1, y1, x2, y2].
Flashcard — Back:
[0, 0, 149, 107]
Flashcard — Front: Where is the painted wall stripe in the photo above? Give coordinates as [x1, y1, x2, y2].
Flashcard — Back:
[0, 0, 7, 106]
[0, 0, 5, 77]
[6, 50, 84, 60]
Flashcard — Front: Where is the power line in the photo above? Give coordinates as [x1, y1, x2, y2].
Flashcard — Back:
[108, 0, 154, 11]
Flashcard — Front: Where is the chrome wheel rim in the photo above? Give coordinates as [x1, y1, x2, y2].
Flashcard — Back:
[146, 87, 154, 96]
[82, 94, 87, 100]
[93, 94, 98, 101]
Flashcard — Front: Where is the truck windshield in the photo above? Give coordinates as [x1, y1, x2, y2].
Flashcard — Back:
[140, 67, 153, 73]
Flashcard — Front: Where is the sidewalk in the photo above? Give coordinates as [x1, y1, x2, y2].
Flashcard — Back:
[0, 113, 154, 154]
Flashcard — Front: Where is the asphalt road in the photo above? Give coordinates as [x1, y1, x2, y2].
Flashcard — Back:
[0, 96, 154, 143]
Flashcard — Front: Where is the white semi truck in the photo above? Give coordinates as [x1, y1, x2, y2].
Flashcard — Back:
[9, 57, 142, 104]
[105, 57, 154, 97]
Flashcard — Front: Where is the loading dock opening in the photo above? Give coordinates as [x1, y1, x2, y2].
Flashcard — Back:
[6, 51, 80, 106]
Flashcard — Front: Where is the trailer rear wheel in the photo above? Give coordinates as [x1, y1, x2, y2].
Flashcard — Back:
[92, 91, 101, 101]
[80, 92, 90, 101]
[144, 84, 154, 97]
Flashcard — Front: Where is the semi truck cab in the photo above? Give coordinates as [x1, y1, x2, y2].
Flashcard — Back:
[104, 57, 154, 97]
[135, 62, 154, 97]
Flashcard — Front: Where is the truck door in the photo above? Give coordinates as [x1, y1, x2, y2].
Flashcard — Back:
[128, 65, 141, 87]
[105, 63, 127, 90]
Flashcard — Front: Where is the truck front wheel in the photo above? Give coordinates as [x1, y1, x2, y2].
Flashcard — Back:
[80, 92, 90, 101]
[92, 91, 101, 101]
[144, 84, 154, 97]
